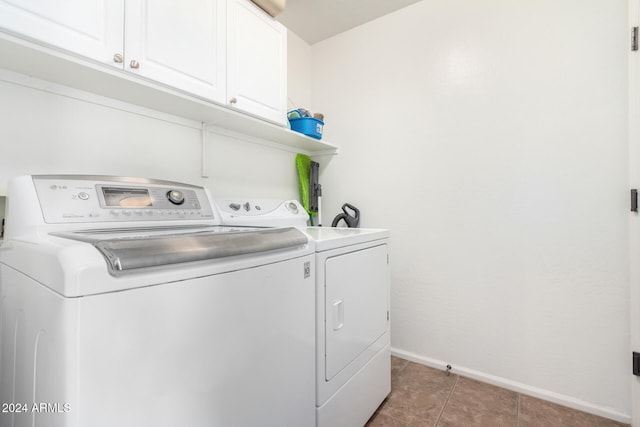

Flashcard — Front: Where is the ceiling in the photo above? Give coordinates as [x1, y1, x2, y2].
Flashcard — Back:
[275, 0, 422, 45]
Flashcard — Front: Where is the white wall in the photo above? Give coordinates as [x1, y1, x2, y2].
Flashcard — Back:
[309, 0, 631, 421]
[0, 69, 301, 200]
[286, 30, 312, 110]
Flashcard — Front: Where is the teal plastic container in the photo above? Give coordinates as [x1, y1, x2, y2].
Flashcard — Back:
[289, 117, 324, 139]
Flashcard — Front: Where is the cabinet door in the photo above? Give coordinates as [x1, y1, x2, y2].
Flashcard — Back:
[125, 0, 227, 104]
[227, 0, 287, 125]
[0, 0, 124, 67]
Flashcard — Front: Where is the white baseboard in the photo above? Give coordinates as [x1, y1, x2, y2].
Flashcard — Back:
[391, 347, 631, 425]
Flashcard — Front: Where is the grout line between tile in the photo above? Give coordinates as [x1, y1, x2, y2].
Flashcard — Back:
[515, 393, 521, 427]
[434, 374, 459, 427]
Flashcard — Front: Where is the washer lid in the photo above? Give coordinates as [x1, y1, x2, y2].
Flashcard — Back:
[52, 226, 308, 276]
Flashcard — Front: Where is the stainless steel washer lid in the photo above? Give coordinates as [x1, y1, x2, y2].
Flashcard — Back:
[54, 227, 308, 275]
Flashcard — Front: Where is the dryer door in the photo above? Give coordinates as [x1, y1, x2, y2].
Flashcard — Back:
[325, 244, 389, 380]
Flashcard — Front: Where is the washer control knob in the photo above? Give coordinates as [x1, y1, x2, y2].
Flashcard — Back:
[243, 202, 250, 212]
[229, 203, 241, 211]
[167, 190, 185, 205]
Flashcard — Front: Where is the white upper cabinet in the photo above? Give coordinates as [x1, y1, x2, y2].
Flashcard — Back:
[227, 0, 287, 125]
[125, 0, 227, 104]
[0, 0, 289, 127]
[0, 0, 124, 68]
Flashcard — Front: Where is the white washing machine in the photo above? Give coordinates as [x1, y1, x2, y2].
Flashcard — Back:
[216, 199, 391, 427]
[0, 176, 315, 427]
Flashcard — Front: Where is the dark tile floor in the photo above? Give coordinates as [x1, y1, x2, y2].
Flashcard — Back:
[366, 356, 629, 427]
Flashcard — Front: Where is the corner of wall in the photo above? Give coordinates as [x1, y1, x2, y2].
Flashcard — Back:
[286, 29, 312, 111]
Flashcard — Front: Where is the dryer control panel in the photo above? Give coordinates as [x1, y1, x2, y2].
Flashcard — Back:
[31, 175, 216, 224]
[214, 198, 308, 227]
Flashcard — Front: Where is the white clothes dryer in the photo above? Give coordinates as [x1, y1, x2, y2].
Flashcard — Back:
[0, 176, 315, 427]
[215, 199, 391, 427]
[304, 227, 390, 427]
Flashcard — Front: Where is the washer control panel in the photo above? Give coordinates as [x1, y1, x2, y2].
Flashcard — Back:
[32, 175, 215, 224]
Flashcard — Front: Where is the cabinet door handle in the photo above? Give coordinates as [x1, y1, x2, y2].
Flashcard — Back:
[130, 60, 140, 69]
[229, 97, 237, 104]
[113, 53, 123, 63]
